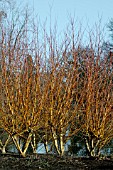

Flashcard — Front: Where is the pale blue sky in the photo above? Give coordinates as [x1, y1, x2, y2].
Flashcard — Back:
[0, 0, 111, 42]
[18, 0, 113, 41]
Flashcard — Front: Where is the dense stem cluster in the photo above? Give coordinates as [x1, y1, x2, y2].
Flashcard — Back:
[0, 9, 113, 157]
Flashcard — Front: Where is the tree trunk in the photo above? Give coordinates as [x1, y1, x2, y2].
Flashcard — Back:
[60, 133, 65, 156]
[52, 129, 61, 155]
[31, 133, 37, 154]
[0, 135, 10, 154]
[44, 140, 49, 154]
[60, 118, 65, 156]
[12, 133, 32, 157]
[85, 136, 100, 157]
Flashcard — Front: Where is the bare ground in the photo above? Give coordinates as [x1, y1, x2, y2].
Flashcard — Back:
[0, 153, 113, 170]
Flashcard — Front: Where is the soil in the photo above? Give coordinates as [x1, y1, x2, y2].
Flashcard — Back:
[0, 153, 113, 170]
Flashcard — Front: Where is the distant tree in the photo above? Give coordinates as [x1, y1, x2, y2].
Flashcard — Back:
[68, 132, 86, 156]
[102, 19, 113, 53]
[108, 18, 113, 43]
[0, 0, 13, 22]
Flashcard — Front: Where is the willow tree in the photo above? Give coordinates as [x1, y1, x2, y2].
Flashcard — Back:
[81, 47, 113, 157]
[0, 7, 46, 156]
[40, 25, 85, 155]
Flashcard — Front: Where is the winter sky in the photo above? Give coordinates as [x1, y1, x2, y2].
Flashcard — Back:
[1, 0, 113, 41]
[16, 0, 113, 41]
